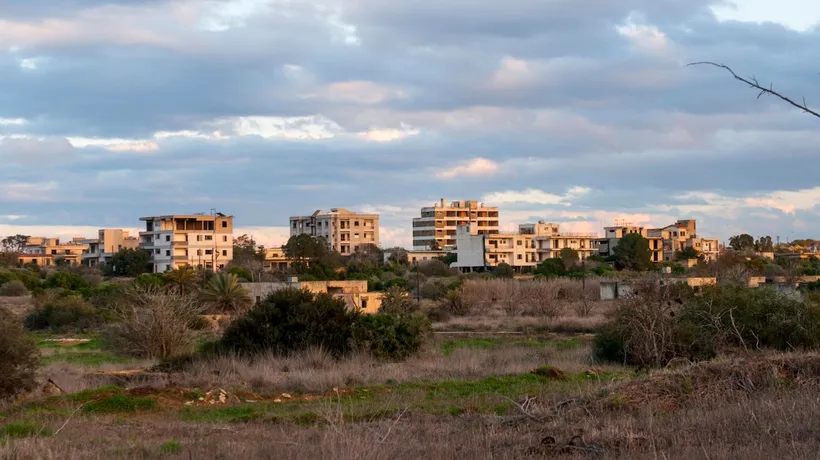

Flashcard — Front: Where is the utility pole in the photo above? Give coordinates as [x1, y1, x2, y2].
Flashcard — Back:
[415, 260, 420, 304]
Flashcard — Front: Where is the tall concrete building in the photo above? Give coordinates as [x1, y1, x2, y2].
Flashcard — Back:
[18, 237, 89, 266]
[412, 199, 499, 250]
[289, 208, 379, 255]
[139, 212, 234, 273]
[597, 219, 719, 264]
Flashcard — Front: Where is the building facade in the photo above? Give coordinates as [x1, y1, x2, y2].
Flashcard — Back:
[451, 222, 599, 272]
[289, 208, 379, 256]
[139, 213, 234, 273]
[20, 237, 89, 265]
[412, 199, 499, 250]
[598, 219, 719, 264]
[81, 229, 139, 266]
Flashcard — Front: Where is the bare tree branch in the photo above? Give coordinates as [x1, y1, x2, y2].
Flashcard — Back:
[688, 61, 820, 119]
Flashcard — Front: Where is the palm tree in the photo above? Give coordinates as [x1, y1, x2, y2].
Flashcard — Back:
[164, 266, 198, 294]
[200, 273, 253, 315]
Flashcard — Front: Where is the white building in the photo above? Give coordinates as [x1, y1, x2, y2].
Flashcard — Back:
[139, 213, 234, 273]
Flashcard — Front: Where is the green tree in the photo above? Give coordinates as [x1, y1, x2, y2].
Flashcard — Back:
[437, 252, 457, 266]
[558, 248, 579, 266]
[492, 262, 515, 278]
[0, 308, 39, 401]
[200, 273, 253, 315]
[675, 246, 700, 261]
[232, 234, 265, 263]
[378, 286, 418, 315]
[729, 233, 755, 252]
[105, 248, 152, 276]
[282, 234, 343, 279]
[385, 247, 409, 265]
[534, 258, 566, 278]
[755, 236, 774, 252]
[612, 233, 652, 271]
[164, 266, 198, 294]
[1, 235, 29, 253]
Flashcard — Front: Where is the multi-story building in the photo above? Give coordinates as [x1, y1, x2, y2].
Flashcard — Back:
[289, 208, 379, 256]
[81, 229, 139, 267]
[139, 212, 234, 273]
[19, 237, 89, 266]
[647, 220, 720, 262]
[451, 222, 599, 272]
[263, 247, 293, 271]
[597, 224, 664, 263]
[597, 219, 719, 264]
[412, 199, 499, 250]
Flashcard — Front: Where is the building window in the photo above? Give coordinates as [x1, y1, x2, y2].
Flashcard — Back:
[155, 249, 160, 254]
[205, 235, 213, 241]
[205, 249, 213, 255]
[166, 235, 170, 242]
[354, 221, 359, 227]
[197, 249, 203, 256]
[223, 236, 228, 242]
[222, 221, 227, 228]
[354, 233, 360, 239]
[197, 235, 202, 241]
[516, 240, 522, 246]
[222, 250, 227, 256]
[517, 254, 522, 260]
[166, 250, 171, 256]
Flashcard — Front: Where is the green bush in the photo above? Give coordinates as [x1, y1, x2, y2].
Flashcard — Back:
[24, 295, 99, 332]
[416, 260, 452, 277]
[0, 269, 41, 291]
[594, 282, 820, 367]
[378, 286, 418, 315]
[0, 308, 39, 401]
[0, 280, 28, 296]
[43, 270, 90, 291]
[353, 313, 430, 360]
[218, 288, 358, 357]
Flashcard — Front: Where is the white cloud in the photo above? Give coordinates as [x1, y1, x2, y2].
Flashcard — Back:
[616, 20, 669, 53]
[436, 158, 499, 179]
[0, 182, 58, 201]
[0, 118, 26, 126]
[357, 123, 420, 142]
[67, 137, 160, 152]
[483, 186, 591, 205]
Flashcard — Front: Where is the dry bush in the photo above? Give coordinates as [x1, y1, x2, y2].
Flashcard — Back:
[0, 279, 28, 296]
[0, 307, 39, 401]
[459, 278, 601, 319]
[104, 284, 206, 359]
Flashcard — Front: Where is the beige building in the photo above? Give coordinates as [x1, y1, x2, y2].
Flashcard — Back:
[242, 279, 383, 314]
[139, 212, 234, 273]
[81, 229, 140, 267]
[412, 199, 499, 250]
[597, 225, 664, 263]
[20, 237, 89, 265]
[263, 247, 293, 271]
[289, 208, 379, 256]
[598, 219, 719, 264]
[452, 222, 599, 272]
[647, 220, 720, 262]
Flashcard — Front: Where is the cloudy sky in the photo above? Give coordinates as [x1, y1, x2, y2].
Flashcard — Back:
[1, 0, 819, 248]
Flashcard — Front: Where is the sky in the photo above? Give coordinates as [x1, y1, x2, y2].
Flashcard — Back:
[1, 0, 819, 249]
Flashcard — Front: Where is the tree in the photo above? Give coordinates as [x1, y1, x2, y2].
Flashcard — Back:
[200, 273, 254, 315]
[492, 262, 515, 278]
[437, 252, 457, 266]
[558, 248, 579, 266]
[105, 248, 152, 276]
[1, 235, 29, 253]
[164, 266, 198, 294]
[282, 234, 343, 279]
[729, 234, 755, 252]
[429, 239, 441, 251]
[689, 62, 820, 120]
[385, 247, 409, 265]
[534, 258, 566, 278]
[755, 236, 774, 252]
[349, 243, 383, 267]
[675, 247, 700, 261]
[612, 233, 652, 271]
[378, 286, 417, 315]
[233, 234, 265, 263]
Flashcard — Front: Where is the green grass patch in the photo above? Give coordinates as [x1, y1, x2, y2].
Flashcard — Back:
[82, 394, 157, 414]
[440, 336, 583, 356]
[32, 334, 101, 349]
[159, 440, 182, 454]
[0, 422, 52, 438]
[179, 405, 263, 423]
[40, 351, 137, 366]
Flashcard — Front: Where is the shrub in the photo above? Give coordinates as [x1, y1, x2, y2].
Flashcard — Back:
[24, 295, 99, 332]
[491, 263, 515, 278]
[419, 280, 448, 300]
[352, 313, 430, 360]
[416, 260, 453, 277]
[218, 288, 358, 357]
[0, 280, 28, 296]
[43, 270, 90, 291]
[0, 308, 39, 401]
[441, 289, 471, 316]
[104, 285, 206, 359]
[594, 281, 820, 367]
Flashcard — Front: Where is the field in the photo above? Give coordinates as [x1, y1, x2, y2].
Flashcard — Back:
[4, 318, 820, 459]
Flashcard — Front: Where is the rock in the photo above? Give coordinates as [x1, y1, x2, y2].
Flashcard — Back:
[41, 378, 64, 397]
